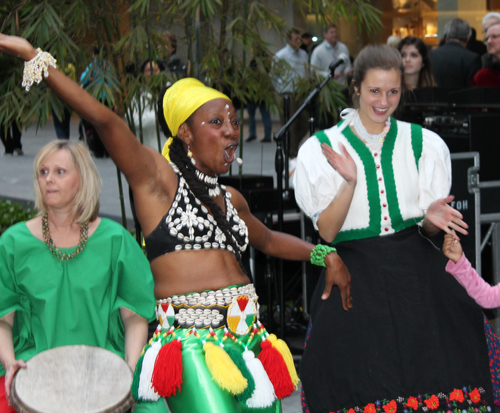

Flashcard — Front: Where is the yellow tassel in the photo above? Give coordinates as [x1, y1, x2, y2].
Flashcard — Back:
[203, 341, 248, 395]
[268, 334, 300, 388]
[162, 137, 174, 161]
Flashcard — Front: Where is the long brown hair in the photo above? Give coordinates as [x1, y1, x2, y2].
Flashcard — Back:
[397, 36, 436, 88]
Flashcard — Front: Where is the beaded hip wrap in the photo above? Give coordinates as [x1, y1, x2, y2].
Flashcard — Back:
[156, 284, 259, 334]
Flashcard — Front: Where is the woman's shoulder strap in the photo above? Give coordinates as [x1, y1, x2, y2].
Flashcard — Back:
[409, 122, 423, 170]
[314, 130, 330, 147]
[314, 120, 345, 148]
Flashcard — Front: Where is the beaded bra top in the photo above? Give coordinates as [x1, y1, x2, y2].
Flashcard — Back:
[144, 162, 249, 262]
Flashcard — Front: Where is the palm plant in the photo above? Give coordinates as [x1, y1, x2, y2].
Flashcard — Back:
[0, 0, 381, 225]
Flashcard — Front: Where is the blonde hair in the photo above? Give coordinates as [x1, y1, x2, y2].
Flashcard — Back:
[34, 140, 102, 223]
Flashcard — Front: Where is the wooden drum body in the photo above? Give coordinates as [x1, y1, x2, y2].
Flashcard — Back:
[11, 345, 134, 413]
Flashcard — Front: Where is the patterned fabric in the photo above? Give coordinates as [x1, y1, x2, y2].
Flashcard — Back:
[301, 319, 494, 413]
[145, 162, 249, 262]
[333, 388, 491, 413]
[155, 284, 258, 331]
[483, 314, 500, 406]
[294, 119, 451, 236]
[300, 228, 494, 412]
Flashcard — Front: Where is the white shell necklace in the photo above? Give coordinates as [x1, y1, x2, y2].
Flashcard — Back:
[194, 168, 221, 197]
[351, 110, 391, 144]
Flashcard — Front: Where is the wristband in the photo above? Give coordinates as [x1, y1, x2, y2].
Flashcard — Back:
[22, 48, 57, 92]
[310, 244, 337, 267]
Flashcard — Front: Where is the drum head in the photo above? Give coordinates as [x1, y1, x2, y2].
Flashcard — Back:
[11, 345, 134, 413]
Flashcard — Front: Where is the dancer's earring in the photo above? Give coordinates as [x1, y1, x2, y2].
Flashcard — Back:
[187, 144, 196, 166]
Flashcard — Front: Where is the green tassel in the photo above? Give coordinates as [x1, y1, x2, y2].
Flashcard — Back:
[132, 348, 147, 401]
[132, 338, 156, 402]
[226, 347, 256, 402]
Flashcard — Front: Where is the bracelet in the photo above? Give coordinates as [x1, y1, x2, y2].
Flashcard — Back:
[310, 244, 337, 267]
[22, 48, 57, 92]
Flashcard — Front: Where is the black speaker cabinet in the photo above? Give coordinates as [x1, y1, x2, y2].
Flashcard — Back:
[439, 113, 500, 182]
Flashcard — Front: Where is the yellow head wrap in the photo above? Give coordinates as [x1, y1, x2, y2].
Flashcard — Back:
[161, 78, 231, 161]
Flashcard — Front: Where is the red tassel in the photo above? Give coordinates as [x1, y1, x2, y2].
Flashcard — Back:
[151, 339, 183, 397]
[258, 339, 294, 399]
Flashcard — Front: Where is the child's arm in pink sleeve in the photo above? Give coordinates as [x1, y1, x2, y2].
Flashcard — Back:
[446, 254, 500, 308]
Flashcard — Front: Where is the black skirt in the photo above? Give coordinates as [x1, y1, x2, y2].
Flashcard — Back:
[300, 226, 492, 413]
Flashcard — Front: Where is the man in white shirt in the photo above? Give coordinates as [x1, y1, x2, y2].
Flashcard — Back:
[311, 24, 351, 85]
[272, 28, 310, 159]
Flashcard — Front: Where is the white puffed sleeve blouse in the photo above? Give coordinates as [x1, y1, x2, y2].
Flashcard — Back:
[293, 117, 451, 244]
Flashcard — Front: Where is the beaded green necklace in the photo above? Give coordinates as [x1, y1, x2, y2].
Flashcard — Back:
[42, 213, 89, 261]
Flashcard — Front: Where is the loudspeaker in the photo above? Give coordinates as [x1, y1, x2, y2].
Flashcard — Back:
[219, 174, 273, 191]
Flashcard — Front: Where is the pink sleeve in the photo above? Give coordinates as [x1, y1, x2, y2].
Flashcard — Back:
[445, 254, 500, 308]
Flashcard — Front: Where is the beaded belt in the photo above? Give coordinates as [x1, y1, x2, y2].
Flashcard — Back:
[155, 284, 259, 335]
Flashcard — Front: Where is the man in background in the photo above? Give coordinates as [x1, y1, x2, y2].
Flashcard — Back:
[429, 18, 481, 87]
[481, 12, 500, 67]
[310, 23, 351, 85]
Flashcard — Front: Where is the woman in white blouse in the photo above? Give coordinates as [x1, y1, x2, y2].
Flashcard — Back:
[294, 45, 493, 413]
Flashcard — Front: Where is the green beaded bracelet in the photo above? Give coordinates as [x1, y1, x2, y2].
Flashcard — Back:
[310, 244, 337, 267]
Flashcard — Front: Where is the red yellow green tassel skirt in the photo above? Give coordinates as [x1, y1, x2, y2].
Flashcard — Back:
[132, 284, 299, 413]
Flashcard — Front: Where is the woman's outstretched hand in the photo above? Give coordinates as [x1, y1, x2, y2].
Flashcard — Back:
[425, 195, 468, 239]
[321, 142, 357, 184]
[323, 252, 352, 310]
[0, 34, 37, 61]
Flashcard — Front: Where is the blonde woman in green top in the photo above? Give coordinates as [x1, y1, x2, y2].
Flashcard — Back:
[0, 140, 167, 412]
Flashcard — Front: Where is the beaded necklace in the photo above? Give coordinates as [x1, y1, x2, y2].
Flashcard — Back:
[42, 214, 89, 261]
[194, 168, 221, 197]
[352, 110, 391, 144]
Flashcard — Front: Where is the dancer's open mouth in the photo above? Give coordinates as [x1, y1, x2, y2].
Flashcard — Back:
[224, 144, 238, 163]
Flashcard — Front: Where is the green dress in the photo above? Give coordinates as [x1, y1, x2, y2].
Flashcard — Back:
[0, 218, 168, 412]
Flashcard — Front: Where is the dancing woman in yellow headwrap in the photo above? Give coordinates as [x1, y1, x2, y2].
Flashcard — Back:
[0, 34, 352, 413]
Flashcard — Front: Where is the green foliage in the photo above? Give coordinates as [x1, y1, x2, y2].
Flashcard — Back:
[0, 0, 381, 139]
[0, 200, 38, 236]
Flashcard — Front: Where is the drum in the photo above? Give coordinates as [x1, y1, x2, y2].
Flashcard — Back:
[10, 345, 134, 413]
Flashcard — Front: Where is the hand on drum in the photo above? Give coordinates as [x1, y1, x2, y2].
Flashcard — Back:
[5, 359, 27, 398]
[323, 252, 352, 310]
[426, 195, 468, 239]
[321, 143, 357, 185]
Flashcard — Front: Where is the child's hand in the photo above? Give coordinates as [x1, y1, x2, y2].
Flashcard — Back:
[443, 231, 463, 264]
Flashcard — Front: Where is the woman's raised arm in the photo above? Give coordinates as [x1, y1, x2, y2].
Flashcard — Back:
[0, 34, 161, 188]
[315, 143, 357, 243]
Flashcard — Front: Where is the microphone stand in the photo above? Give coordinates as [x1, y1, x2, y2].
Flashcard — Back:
[272, 63, 337, 338]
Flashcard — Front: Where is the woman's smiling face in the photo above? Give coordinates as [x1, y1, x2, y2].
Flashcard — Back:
[356, 68, 402, 134]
